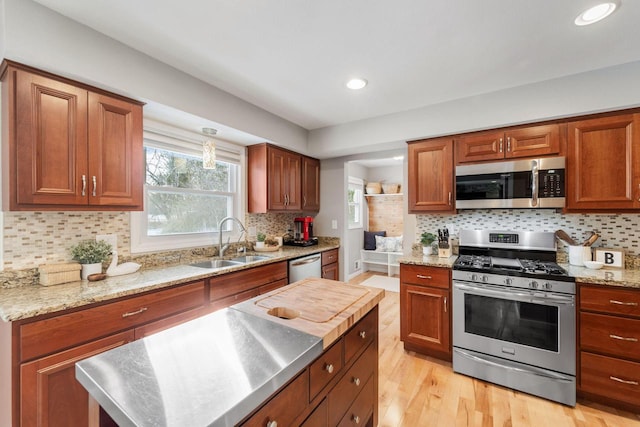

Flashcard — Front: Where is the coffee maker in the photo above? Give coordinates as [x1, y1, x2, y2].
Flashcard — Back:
[286, 216, 318, 246]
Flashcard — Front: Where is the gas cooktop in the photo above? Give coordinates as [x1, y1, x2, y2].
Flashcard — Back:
[453, 254, 572, 282]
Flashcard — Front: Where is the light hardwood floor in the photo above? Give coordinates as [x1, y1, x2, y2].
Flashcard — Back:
[351, 272, 640, 427]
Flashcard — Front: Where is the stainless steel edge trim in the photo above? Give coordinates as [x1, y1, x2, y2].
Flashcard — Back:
[456, 156, 565, 176]
[290, 256, 321, 266]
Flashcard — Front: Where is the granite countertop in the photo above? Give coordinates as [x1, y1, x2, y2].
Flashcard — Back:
[0, 243, 339, 322]
[398, 254, 640, 289]
[75, 278, 383, 427]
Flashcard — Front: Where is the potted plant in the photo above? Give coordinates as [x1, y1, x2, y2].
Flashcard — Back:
[420, 232, 437, 256]
[255, 232, 266, 249]
[70, 239, 112, 280]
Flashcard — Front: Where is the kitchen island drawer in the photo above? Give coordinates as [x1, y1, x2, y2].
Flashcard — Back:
[337, 376, 374, 427]
[580, 285, 640, 317]
[580, 312, 640, 359]
[328, 341, 376, 426]
[309, 338, 343, 400]
[400, 264, 450, 289]
[20, 281, 206, 361]
[581, 352, 640, 407]
[344, 307, 376, 364]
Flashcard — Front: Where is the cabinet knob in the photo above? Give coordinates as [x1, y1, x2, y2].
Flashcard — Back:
[266, 420, 278, 427]
[325, 363, 334, 374]
[353, 377, 361, 386]
[352, 415, 361, 424]
[359, 331, 366, 339]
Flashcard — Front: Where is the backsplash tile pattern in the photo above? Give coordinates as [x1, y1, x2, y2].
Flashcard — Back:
[416, 209, 640, 268]
[245, 212, 305, 239]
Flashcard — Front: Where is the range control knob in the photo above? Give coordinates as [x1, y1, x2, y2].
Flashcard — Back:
[530, 281, 539, 289]
[471, 274, 478, 281]
[504, 277, 513, 286]
[481, 275, 489, 283]
[544, 282, 553, 290]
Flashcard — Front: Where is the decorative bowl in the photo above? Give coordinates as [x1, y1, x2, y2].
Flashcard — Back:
[583, 260, 604, 270]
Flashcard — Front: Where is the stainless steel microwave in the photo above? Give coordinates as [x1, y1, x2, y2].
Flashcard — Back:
[455, 157, 565, 209]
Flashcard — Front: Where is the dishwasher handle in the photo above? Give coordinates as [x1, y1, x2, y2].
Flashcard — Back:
[290, 256, 321, 267]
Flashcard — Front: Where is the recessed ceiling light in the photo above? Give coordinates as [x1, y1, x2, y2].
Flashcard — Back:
[575, 2, 619, 26]
[346, 78, 368, 90]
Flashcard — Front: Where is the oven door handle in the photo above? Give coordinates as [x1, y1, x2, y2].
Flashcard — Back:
[454, 349, 575, 382]
[454, 282, 574, 305]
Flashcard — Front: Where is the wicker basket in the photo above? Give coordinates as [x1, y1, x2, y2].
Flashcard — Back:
[39, 263, 81, 286]
[381, 183, 400, 194]
[365, 182, 382, 194]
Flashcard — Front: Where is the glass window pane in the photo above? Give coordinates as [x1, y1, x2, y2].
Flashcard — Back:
[147, 190, 231, 235]
[145, 147, 231, 192]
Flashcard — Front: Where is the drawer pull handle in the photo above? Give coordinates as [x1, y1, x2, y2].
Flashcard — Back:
[352, 415, 360, 424]
[609, 299, 638, 306]
[81, 175, 87, 196]
[416, 274, 432, 279]
[122, 307, 148, 318]
[325, 363, 334, 374]
[266, 421, 278, 427]
[359, 331, 366, 339]
[609, 376, 639, 386]
[92, 176, 97, 197]
[609, 334, 639, 342]
[353, 377, 361, 386]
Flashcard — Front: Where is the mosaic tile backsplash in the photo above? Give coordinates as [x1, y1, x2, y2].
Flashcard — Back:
[416, 209, 640, 267]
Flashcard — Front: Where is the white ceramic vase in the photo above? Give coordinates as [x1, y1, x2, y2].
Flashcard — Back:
[81, 262, 102, 280]
[422, 246, 433, 256]
[255, 241, 265, 249]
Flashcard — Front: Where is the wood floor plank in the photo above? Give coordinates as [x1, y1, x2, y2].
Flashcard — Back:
[351, 271, 640, 426]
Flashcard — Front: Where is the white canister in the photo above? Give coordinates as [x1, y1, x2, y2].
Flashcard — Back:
[569, 245, 592, 266]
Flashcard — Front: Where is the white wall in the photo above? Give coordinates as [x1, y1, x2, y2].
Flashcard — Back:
[0, 0, 308, 153]
[308, 60, 640, 158]
[345, 163, 368, 278]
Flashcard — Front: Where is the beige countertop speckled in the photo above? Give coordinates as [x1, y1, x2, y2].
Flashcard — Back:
[398, 254, 640, 289]
[0, 244, 339, 322]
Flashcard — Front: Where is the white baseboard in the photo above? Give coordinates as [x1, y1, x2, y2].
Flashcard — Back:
[347, 269, 362, 281]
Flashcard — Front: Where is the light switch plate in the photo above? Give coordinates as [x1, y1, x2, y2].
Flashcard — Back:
[331, 220, 338, 229]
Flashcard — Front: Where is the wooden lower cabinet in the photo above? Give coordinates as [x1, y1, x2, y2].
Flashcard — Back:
[578, 284, 640, 411]
[400, 264, 451, 360]
[240, 306, 379, 427]
[322, 249, 339, 281]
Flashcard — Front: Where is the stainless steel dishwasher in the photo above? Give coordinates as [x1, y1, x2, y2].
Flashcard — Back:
[288, 253, 322, 283]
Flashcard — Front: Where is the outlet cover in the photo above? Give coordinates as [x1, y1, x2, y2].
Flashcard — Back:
[355, 260, 361, 270]
[96, 234, 117, 250]
[247, 226, 257, 238]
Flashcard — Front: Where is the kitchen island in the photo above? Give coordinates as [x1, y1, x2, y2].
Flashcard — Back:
[76, 278, 384, 426]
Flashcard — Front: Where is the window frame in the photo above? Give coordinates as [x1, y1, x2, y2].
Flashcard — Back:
[130, 125, 245, 254]
[347, 176, 364, 230]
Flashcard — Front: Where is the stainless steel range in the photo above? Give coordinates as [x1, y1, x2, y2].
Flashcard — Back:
[452, 230, 576, 406]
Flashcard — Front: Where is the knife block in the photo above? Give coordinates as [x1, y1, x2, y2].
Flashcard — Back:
[438, 246, 452, 258]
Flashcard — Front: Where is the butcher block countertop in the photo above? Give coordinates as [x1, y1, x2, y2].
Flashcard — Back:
[76, 279, 383, 427]
[234, 277, 385, 348]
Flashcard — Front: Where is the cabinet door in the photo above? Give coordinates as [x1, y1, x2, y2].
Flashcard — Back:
[267, 146, 290, 210]
[400, 283, 450, 359]
[407, 137, 455, 212]
[13, 68, 88, 207]
[456, 130, 505, 163]
[20, 330, 134, 427]
[285, 151, 302, 210]
[302, 156, 321, 212]
[566, 114, 640, 210]
[88, 92, 143, 208]
[505, 124, 560, 159]
[322, 263, 339, 281]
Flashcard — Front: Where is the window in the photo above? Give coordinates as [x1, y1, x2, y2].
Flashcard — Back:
[348, 177, 364, 229]
[131, 124, 243, 253]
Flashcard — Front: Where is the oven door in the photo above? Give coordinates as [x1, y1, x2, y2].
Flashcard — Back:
[452, 280, 575, 375]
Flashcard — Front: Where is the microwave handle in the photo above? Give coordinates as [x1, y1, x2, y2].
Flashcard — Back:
[531, 160, 539, 207]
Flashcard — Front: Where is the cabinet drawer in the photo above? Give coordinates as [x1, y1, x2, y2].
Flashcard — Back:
[209, 261, 287, 301]
[322, 249, 339, 266]
[344, 307, 377, 364]
[400, 264, 450, 289]
[580, 286, 640, 317]
[301, 398, 327, 427]
[309, 339, 343, 400]
[581, 312, 640, 360]
[329, 342, 376, 426]
[210, 288, 260, 311]
[20, 281, 206, 361]
[581, 352, 640, 407]
[337, 376, 374, 427]
[241, 370, 309, 427]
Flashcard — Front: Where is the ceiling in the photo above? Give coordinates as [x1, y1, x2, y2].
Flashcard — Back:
[33, 0, 640, 133]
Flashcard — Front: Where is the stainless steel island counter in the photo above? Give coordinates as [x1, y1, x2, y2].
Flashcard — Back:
[75, 308, 323, 427]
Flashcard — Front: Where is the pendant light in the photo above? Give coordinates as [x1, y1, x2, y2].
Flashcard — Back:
[202, 127, 217, 169]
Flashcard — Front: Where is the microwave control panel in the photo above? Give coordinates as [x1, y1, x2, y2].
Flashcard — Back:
[539, 169, 565, 197]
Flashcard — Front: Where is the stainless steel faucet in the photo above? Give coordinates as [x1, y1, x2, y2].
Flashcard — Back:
[218, 216, 247, 257]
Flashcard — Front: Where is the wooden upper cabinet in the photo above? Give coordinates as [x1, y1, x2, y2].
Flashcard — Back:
[1, 61, 144, 211]
[407, 137, 455, 213]
[566, 114, 640, 211]
[302, 156, 320, 212]
[248, 143, 308, 213]
[456, 124, 560, 164]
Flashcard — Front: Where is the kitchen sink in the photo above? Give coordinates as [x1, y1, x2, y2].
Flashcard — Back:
[231, 255, 272, 263]
[189, 259, 244, 269]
